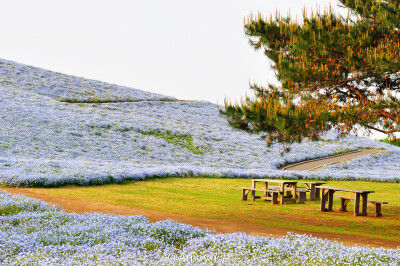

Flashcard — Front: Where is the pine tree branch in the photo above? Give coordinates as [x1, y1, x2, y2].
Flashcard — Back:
[344, 84, 371, 102]
[365, 125, 400, 134]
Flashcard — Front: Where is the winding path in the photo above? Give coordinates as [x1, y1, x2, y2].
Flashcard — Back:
[281, 149, 384, 171]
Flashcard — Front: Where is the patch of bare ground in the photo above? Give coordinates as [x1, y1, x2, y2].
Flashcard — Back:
[2, 187, 399, 249]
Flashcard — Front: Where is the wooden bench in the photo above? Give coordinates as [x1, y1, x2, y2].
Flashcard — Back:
[251, 179, 299, 204]
[293, 188, 307, 204]
[337, 196, 388, 217]
[237, 187, 280, 204]
[268, 186, 308, 204]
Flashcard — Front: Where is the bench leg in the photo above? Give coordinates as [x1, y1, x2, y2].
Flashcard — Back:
[251, 190, 256, 201]
[297, 191, 306, 204]
[374, 203, 382, 217]
[271, 192, 278, 205]
[241, 189, 249, 201]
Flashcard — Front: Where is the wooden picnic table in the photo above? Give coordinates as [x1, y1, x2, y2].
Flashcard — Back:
[251, 179, 298, 204]
[318, 186, 375, 216]
[298, 181, 325, 201]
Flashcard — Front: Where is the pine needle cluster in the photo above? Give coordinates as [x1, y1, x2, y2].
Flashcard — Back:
[223, 0, 400, 152]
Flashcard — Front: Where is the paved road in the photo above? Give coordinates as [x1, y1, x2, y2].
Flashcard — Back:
[282, 149, 384, 171]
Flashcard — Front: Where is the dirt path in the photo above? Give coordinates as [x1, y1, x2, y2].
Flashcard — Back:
[2, 187, 399, 249]
[281, 149, 384, 171]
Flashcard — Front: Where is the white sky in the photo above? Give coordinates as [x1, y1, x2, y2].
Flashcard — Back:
[1, 0, 338, 104]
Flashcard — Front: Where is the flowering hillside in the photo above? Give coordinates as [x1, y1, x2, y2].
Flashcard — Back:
[1, 58, 399, 187]
[1, 191, 398, 265]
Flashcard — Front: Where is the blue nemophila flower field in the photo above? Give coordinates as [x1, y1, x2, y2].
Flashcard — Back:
[1, 58, 399, 187]
[1, 191, 399, 265]
[1, 59, 399, 264]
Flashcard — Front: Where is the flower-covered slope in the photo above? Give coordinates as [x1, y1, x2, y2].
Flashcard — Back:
[0, 59, 173, 102]
[1, 191, 398, 265]
[319, 150, 400, 180]
[1, 58, 399, 186]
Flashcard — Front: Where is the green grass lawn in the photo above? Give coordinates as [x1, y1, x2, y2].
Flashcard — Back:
[25, 178, 400, 242]
[378, 138, 400, 147]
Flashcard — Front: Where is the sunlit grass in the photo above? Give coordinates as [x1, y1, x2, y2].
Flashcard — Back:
[21, 177, 400, 242]
[378, 138, 400, 147]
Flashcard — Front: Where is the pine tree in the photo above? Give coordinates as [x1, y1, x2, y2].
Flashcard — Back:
[223, 0, 400, 152]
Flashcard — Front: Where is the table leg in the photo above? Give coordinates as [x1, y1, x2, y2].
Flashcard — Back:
[280, 184, 284, 205]
[328, 190, 334, 211]
[242, 189, 248, 201]
[285, 184, 292, 198]
[339, 197, 351, 212]
[320, 189, 328, 211]
[293, 184, 297, 203]
[271, 192, 278, 205]
[315, 187, 321, 200]
[361, 193, 368, 216]
[264, 182, 268, 197]
[354, 193, 360, 216]
[251, 180, 256, 188]
[310, 184, 316, 201]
